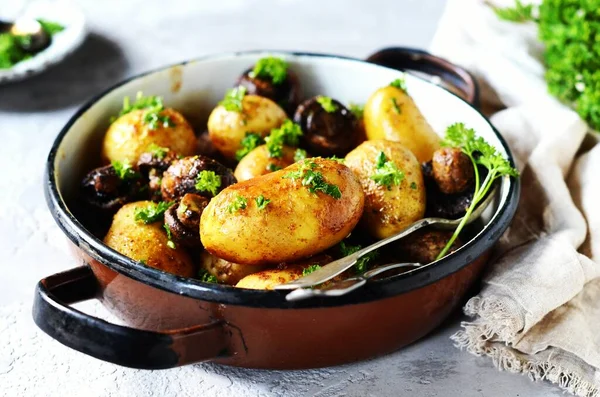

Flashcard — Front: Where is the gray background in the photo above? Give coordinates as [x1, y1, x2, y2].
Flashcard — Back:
[0, 0, 561, 395]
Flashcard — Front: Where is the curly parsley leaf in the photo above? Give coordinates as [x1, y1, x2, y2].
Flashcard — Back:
[265, 119, 303, 158]
[227, 195, 248, 213]
[389, 77, 407, 92]
[219, 86, 247, 112]
[250, 56, 289, 84]
[195, 170, 222, 196]
[255, 195, 271, 210]
[316, 96, 338, 113]
[111, 160, 140, 180]
[134, 201, 174, 224]
[302, 264, 322, 277]
[235, 132, 264, 161]
[283, 160, 342, 199]
[370, 152, 405, 189]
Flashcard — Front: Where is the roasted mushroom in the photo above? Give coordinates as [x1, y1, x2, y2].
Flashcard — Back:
[161, 155, 237, 202]
[431, 147, 474, 194]
[294, 96, 358, 156]
[137, 149, 179, 200]
[422, 161, 475, 219]
[80, 164, 145, 212]
[164, 193, 209, 248]
[395, 229, 462, 264]
[236, 58, 301, 115]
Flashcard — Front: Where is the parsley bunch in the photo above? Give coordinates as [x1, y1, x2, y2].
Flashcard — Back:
[436, 123, 519, 260]
[250, 56, 289, 84]
[283, 160, 342, 199]
[195, 170, 222, 196]
[495, 0, 600, 131]
[265, 119, 303, 158]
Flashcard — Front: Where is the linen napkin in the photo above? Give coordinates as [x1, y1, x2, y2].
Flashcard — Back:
[429, 0, 600, 395]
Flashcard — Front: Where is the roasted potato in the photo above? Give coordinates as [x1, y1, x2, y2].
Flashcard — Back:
[200, 158, 365, 265]
[103, 201, 195, 277]
[345, 140, 426, 239]
[363, 85, 440, 162]
[234, 145, 297, 181]
[102, 108, 196, 164]
[200, 251, 266, 285]
[235, 255, 333, 290]
[207, 95, 287, 159]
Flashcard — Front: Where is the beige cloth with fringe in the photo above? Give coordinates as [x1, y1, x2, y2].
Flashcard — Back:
[429, 0, 600, 395]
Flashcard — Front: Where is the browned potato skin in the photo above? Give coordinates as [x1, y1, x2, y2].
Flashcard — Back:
[235, 255, 333, 290]
[102, 108, 196, 164]
[103, 201, 195, 278]
[345, 140, 426, 239]
[363, 86, 440, 162]
[207, 95, 287, 159]
[200, 251, 267, 285]
[200, 158, 365, 265]
[432, 147, 474, 194]
[234, 145, 297, 181]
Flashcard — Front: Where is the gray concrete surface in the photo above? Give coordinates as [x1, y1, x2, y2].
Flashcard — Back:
[0, 0, 562, 395]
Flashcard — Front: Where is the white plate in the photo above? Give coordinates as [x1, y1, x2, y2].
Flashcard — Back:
[0, 0, 86, 84]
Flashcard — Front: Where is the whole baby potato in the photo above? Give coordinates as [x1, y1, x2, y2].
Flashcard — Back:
[102, 108, 196, 164]
[207, 95, 287, 159]
[345, 140, 426, 239]
[234, 145, 297, 182]
[200, 158, 365, 265]
[103, 201, 195, 278]
[363, 85, 440, 162]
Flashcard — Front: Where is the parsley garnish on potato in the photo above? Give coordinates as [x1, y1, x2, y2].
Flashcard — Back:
[391, 98, 402, 114]
[265, 119, 303, 158]
[283, 160, 342, 199]
[370, 152, 405, 189]
[219, 86, 247, 113]
[436, 123, 519, 259]
[111, 160, 140, 180]
[255, 195, 271, 210]
[195, 170, 222, 196]
[112, 92, 175, 130]
[302, 264, 321, 276]
[316, 96, 338, 113]
[227, 195, 248, 213]
[250, 56, 289, 84]
[134, 201, 174, 224]
[236, 132, 264, 161]
[389, 77, 407, 92]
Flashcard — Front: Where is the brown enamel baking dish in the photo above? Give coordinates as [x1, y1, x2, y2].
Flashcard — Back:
[34, 48, 519, 370]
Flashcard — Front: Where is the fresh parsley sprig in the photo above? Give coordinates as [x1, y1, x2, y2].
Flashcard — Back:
[265, 119, 303, 158]
[219, 86, 247, 113]
[283, 160, 342, 199]
[250, 56, 289, 84]
[195, 170, 222, 196]
[316, 96, 338, 113]
[370, 152, 405, 189]
[236, 132, 264, 161]
[134, 201, 174, 224]
[436, 123, 519, 260]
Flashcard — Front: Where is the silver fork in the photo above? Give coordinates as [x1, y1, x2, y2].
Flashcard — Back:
[274, 184, 499, 293]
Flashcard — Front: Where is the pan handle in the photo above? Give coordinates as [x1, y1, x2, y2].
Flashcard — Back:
[32, 266, 228, 369]
[365, 47, 480, 108]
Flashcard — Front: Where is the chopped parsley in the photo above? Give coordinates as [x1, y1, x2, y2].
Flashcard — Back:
[410, 181, 418, 190]
[294, 148, 308, 162]
[134, 201, 174, 224]
[147, 143, 169, 160]
[198, 269, 219, 283]
[265, 119, 303, 158]
[339, 241, 379, 274]
[370, 152, 405, 189]
[436, 123, 519, 260]
[391, 98, 402, 114]
[255, 195, 271, 210]
[348, 103, 364, 119]
[283, 160, 342, 199]
[219, 86, 247, 113]
[250, 56, 289, 84]
[227, 195, 248, 213]
[302, 264, 322, 276]
[195, 170, 222, 196]
[111, 160, 140, 180]
[235, 132, 264, 161]
[266, 163, 282, 172]
[163, 223, 176, 249]
[316, 96, 338, 113]
[389, 77, 408, 92]
[144, 111, 175, 130]
[112, 92, 174, 129]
